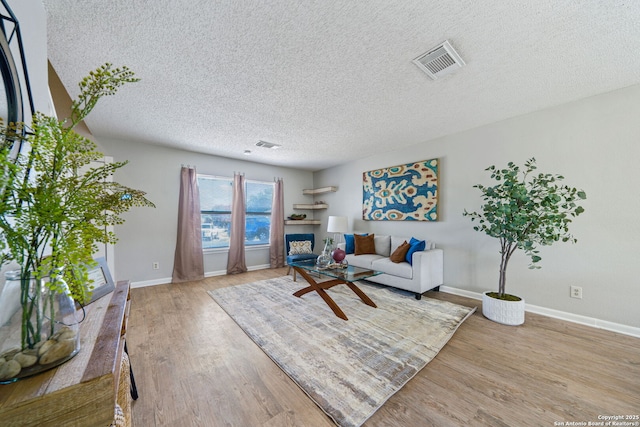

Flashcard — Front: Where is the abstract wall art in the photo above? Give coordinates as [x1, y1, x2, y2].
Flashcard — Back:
[363, 158, 438, 221]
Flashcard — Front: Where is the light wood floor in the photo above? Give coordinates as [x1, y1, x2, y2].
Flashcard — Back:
[126, 268, 640, 426]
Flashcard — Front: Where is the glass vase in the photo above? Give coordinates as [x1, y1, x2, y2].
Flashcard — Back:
[316, 239, 334, 268]
[0, 271, 81, 384]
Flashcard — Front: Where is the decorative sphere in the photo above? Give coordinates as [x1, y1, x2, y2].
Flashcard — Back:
[331, 248, 346, 262]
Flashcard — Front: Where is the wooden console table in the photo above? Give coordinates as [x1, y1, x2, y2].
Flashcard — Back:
[0, 280, 132, 426]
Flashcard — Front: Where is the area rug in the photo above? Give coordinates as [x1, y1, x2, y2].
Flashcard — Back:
[208, 276, 476, 427]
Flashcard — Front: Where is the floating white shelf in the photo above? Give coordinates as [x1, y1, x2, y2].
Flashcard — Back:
[285, 219, 322, 225]
[302, 186, 337, 195]
[293, 203, 329, 210]
[287, 186, 337, 226]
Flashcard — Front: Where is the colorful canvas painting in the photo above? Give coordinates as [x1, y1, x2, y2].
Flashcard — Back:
[363, 159, 438, 221]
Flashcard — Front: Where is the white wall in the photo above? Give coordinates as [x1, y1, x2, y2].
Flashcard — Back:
[97, 137, 316, 284]
[313, 84, 640, 328]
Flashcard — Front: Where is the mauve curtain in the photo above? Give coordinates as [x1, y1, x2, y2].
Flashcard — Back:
[172, 166, 204, 283]
[269, 178, 285, 268]
[227, 173, 247, 274]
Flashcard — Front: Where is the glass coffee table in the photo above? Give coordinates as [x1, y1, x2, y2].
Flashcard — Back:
[288, 260, 383, 320]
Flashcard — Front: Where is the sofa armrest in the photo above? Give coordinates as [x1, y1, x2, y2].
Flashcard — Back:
[411, 249, 444, 291]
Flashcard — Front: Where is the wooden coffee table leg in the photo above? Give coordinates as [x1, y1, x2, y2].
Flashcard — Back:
[345, 282, 378, 308]
[313, 288, 349, 320]
[292, 267, 349, 320]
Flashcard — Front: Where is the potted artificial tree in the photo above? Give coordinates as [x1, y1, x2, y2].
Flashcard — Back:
[0, 63, 154, 382]
[463, 158, 586, 325]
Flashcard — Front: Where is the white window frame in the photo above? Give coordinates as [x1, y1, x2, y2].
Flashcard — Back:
[198, 175, 273, 251]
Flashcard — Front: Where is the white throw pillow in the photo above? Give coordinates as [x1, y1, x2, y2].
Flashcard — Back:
[374, 235, 391, 257]
[289, 240, 312, 255]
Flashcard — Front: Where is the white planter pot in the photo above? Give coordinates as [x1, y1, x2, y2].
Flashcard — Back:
[482, 291, 525, 326]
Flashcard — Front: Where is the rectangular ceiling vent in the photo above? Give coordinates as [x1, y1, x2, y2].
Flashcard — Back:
[412, 40, 465, 80]
[256, 140, 281, 149]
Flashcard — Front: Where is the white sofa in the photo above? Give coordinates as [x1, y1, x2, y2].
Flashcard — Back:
[337, 234, 443, 299]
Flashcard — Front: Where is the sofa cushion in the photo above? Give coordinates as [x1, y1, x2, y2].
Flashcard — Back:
[354, 234, 376, 255]
[374, 235, 391, 257]
[346, 254, 385, 270]
[372, 258, 413, 279]
[389, 240, 410, 263]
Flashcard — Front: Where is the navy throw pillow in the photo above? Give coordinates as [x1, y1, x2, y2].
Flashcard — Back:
[405, 237, 426, 265]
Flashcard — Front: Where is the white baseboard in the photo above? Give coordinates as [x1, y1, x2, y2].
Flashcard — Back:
[130, 277, 172, 288]
[130, 263, 273, 289]
[440, 286, 640, 338]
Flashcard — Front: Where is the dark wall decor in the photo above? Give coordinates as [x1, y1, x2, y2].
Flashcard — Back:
[0, 0, 34, 156]
[363, 158, 439, 221]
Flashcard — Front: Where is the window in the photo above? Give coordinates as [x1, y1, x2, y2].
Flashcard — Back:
[198, 175, 273, 249]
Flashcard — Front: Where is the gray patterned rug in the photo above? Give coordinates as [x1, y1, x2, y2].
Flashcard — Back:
[208, 276, 476, 427]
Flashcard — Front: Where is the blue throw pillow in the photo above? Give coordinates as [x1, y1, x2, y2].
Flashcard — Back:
[405, 237, 426, 265]
[344, 233, 367, 254]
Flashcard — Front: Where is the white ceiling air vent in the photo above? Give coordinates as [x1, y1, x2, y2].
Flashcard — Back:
[412, 40, 465, 80]
[255, 140, 281, 149]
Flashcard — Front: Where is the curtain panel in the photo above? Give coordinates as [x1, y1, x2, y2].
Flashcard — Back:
[172, 166, 204, 283]
[269, 178, 285, 268]
[227, 173, 247, 274]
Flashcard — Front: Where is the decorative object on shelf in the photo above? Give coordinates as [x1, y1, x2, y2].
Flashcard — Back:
[82, 257, 115, 305]
[288, 213, 307, 220]
[363, 159, 438, 221]
[0, 64, 155, 382]
[287, 187, 336, 225]
[463, 158, 586, 325]
[327, 215, 348, 245]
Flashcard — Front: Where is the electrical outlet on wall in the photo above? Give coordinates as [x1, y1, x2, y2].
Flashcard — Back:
[153, 262, 159, 270]
[570, 285, 583, 299]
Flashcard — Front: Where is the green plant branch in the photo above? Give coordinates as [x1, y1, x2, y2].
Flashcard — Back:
[1, 63, 154, 349]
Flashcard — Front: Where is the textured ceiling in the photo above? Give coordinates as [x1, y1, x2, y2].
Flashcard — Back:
[43, 1, 640, 171]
